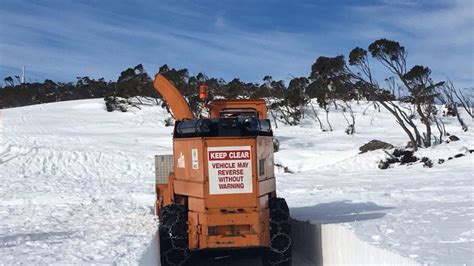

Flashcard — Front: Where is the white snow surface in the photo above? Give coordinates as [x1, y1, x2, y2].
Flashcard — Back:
[0, 98, 473, 265]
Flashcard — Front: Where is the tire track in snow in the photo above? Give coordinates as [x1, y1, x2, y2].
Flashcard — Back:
[0, 142, 37, 165]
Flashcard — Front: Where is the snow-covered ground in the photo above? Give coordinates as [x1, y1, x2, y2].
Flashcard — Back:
[275, 104, 473, 265]
[0, 98, 472, 265]
[0, 100, 168, 264]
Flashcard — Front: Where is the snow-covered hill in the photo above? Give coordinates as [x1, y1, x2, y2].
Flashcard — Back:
[0, 99, 472, 265]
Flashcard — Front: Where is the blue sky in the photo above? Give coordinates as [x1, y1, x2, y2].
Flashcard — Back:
[0, 0, 473, 88]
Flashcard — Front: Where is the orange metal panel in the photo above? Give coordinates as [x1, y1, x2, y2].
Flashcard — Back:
[188, 197, 205, 213]
[205, 194, 258, 209]
[198, 214, 209, 248]
[198, 214, 208, 233]
[205, 234, 261, 248]
[173, 138, 205, 182]
[204, 212, 259, 227]
[174, 180, 205, 198]
[259, 209, 270, 246]
[208, 99, 268, 119]
[188, 211, 199, 249]
[155, 184, 171, 215]
[204, 207, 256, 214]
[163, 134, 275, 250]
[209, 224, 252, 236]
[203, 137, 259, 209]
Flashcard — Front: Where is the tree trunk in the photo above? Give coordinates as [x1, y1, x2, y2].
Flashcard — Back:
[325, 109, 333, 131]
[380, 101, 418, 150]
[270, 110, 279, 129]
[309, 101, 324, 130]
[416, 103, 431, 147]
[455, 108, 468, 132]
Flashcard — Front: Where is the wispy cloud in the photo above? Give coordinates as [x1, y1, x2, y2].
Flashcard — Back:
[0, 0, 472, 89]
[0, 0, 327, 83]
[349, 0, 474, 88]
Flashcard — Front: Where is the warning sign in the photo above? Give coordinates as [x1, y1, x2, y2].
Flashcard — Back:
[208, 146, 253, 195]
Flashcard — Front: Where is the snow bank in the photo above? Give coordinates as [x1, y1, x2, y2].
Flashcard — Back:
[138, 231, 159, 266]
[292, 220, 418, 265]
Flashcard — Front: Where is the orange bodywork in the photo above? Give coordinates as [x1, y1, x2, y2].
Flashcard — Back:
[156, 136, 275, 249]
[153, 74, 276, 250]
[208, 99, 268, 119]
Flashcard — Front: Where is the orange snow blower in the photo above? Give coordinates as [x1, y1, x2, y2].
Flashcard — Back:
[153, 74, 291, 266]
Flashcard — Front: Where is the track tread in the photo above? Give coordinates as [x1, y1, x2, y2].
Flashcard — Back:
[263, 197, 292, 266]
[159, 204, 190, 266]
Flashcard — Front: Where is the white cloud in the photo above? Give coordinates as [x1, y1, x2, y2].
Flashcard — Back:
[0, 1, 326, 83]
[0, 0, 472, 89]
[349, 0, 474, 88]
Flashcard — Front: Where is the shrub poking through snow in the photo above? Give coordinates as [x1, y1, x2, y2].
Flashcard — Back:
[436, 150, 472, 165]
[380, 148, 472, 169]
[392, 148, 404, 158]
[421, 157, 433, 168]
[164, 117, 174, 127]
[448, 135, 460, 142]
[441, 103, 457, 117]
[378, 161, 389, 170]
[391, 148, 418, 164]
[275, 163, 293, 173]
[104, 96, 141, 112]
[399, 150, 418, 164]
[359, 140, 394, 154]
[378, 157, 399, 169]
[379, 149, 419, 169]
[345, 124, 355, 135]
